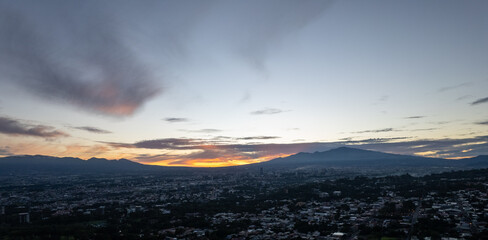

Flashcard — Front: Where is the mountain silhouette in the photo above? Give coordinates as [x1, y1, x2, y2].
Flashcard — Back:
[1, 147, 487, 174]
[0, 155, 160, 174]
[253, 147, 488, 169]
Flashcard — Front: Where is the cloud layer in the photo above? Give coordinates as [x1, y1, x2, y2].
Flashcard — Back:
[105, 134, 488, 166]
[0, 116, 68, 138]
[0, 0, 332, 117]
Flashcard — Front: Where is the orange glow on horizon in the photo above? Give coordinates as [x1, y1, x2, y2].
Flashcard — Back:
[444, 156, 475, 160]
[146, 153, 293, 167]
[0, 139, 295, 167]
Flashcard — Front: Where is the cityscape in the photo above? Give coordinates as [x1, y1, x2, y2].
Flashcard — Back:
[1, 166, 488, 239]
[1, 1, 488, 239]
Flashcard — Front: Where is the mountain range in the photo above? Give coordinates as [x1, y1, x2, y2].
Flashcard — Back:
[0, 147, 487, 175]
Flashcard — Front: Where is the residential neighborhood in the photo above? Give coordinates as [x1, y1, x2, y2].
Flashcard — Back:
[1, 168, 487, 239]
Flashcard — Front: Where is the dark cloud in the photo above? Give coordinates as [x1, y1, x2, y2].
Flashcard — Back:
[471, 97, 488, 105]
[0, 1, 160, 117]
[354, 128, 395, 134]
[250, 108, 284, 115]
[236, 136, 280, 140]
[164, 117, 189, 123]
[72, 126, 111, 134]
[438, 82, 471, 92]
[476, 121, 488, 125]
[107, 138, 206, 150]
[0, 116, 68, 138]
[405, 116, 425, 119]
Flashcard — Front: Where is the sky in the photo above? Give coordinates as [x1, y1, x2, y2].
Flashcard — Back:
[0, 0, 487, 167]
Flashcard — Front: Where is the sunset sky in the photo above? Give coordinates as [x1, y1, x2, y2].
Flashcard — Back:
[0, 0, 487, 167]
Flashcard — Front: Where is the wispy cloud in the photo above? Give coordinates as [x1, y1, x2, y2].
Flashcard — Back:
[408, 128, 438, 132]
[378, 95, 389, 102]
[72, 126, 111, 134]
[456, 95, 472, 101]
[250, 108, 284, 115]
[180, 129, 222, 133]
[0, 116, 68, 138]
[405, 116, 425, 119]
[438, 82, 472, 92]
[236, 136, 280, 140]
[373, 95, 389, 105]
[471, 97, 488, 105]
[239, 92, 251, 103]
[339, 137, 410, 144]
[354, 128, 395, 134]
[164, 117, 189, 123]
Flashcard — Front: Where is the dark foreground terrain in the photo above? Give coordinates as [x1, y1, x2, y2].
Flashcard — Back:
[1, 167, 487, 240]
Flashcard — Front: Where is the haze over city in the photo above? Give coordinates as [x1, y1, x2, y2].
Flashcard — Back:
[0, 0, 487, 167]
